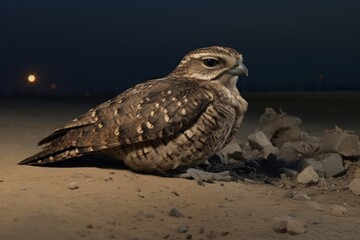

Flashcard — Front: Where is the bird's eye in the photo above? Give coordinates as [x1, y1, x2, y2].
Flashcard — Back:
[203, 58, 219, 67]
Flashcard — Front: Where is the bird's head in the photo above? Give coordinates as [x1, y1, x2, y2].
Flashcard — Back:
[169, 46, 248, 84]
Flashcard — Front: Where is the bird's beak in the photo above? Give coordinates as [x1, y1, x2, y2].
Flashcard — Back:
[228, 62, 249, 76]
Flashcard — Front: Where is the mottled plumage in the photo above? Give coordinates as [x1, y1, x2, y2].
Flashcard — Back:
[19, 46, 249, 174]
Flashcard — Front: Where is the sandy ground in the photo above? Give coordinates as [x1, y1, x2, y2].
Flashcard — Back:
[1, 93, 360, 240]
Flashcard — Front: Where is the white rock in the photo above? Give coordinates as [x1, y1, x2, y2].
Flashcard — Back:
[69, 181, 79, 190]
[297, 166, 319, 185]
[349, 178, 360, 196]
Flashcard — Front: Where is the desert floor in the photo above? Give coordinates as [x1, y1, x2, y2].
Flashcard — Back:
[0, 92, 359, 240]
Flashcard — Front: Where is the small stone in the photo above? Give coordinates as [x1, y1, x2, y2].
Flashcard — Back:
[169, 208, 184, 217]
[287, 219, 306, 235]
[349, 178, 360, 195]
[329, 204, 347, 217]
[69, 181, 79, 190]
[320, 153, 344, 178]
[185, 234, 192, 239]
[297, 166, 319, 185]
[272, 216, 291, 233]
[177, 223, 189, 233]
[248, 131, 273, 151]
[299, 158, 325, 177]
[320, 129, 360, 157]
[280, 168, 298, 178]
[199, 226, 205, 234]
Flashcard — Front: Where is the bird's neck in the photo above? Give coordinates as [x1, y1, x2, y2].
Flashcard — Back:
[217, 75, 240, 95]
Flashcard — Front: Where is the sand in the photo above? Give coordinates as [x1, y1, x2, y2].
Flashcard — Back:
[1, 93, 360, 240]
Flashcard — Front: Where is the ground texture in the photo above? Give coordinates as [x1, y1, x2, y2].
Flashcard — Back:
[1, 93, 360, 240]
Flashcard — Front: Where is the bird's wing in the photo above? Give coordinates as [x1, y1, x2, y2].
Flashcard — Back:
[19, 78, 214, 165]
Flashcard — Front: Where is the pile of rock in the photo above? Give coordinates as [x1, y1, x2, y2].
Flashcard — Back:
[218, 108, 360, 195]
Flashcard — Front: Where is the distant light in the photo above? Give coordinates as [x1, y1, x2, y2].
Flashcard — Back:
[27, 74, 36, 83]
[50, 83, 57, 90]
[318, 74, 325, 81]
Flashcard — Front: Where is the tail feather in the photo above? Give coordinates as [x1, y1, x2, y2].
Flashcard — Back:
[19, 147, 87, 165]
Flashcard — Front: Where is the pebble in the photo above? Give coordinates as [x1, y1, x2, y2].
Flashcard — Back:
[349, 178, 360, 195]
[177, 223, 189, 233]
[169, 208, 184, 217]
[297, 166, 319, 185]
[329, 204, 347, 217]
[272, 216, 291, 233]
[69, 181, 79, 190]
[272, 216, 306, 235]
[287, 219, 306, 235]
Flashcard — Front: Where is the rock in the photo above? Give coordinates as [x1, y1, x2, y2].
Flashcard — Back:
[272, 216, 291, 233]
[287, 219, 306, 235]
[217, 140, 243, 164]
[299, 158, 325, 178]
[280, 168, 298, 178]
[259, 108, 302, 147]
[320, 153, 344, 178]
[169, 208, 184, 217]
[273, 128, 302, 148]
[262, 145, 279, 158]
[297, 166, 319, 185]
[349, 178, 360, 195]
[279, 141, 318, 161]
[329, 204, 347, 217]
[279, 142, 301, 161]
[320, 128, 360, 157]
[177, 223, 189, 233]
[69, 181, 79, 190]
[248, 131, 273, 151]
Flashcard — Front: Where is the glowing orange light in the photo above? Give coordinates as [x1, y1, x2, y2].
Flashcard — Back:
[27, 74, 36, 83]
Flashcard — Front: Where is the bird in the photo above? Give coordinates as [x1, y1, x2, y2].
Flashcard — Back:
[19, 46, 249, 180]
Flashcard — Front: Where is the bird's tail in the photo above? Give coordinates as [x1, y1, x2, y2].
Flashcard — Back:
[18, 146, 88, 165]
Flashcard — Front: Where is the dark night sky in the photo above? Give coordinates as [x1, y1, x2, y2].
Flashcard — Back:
[1, 0, 360, 95]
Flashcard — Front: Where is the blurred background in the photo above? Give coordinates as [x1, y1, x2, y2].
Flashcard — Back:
[1, 0, 359, 96]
